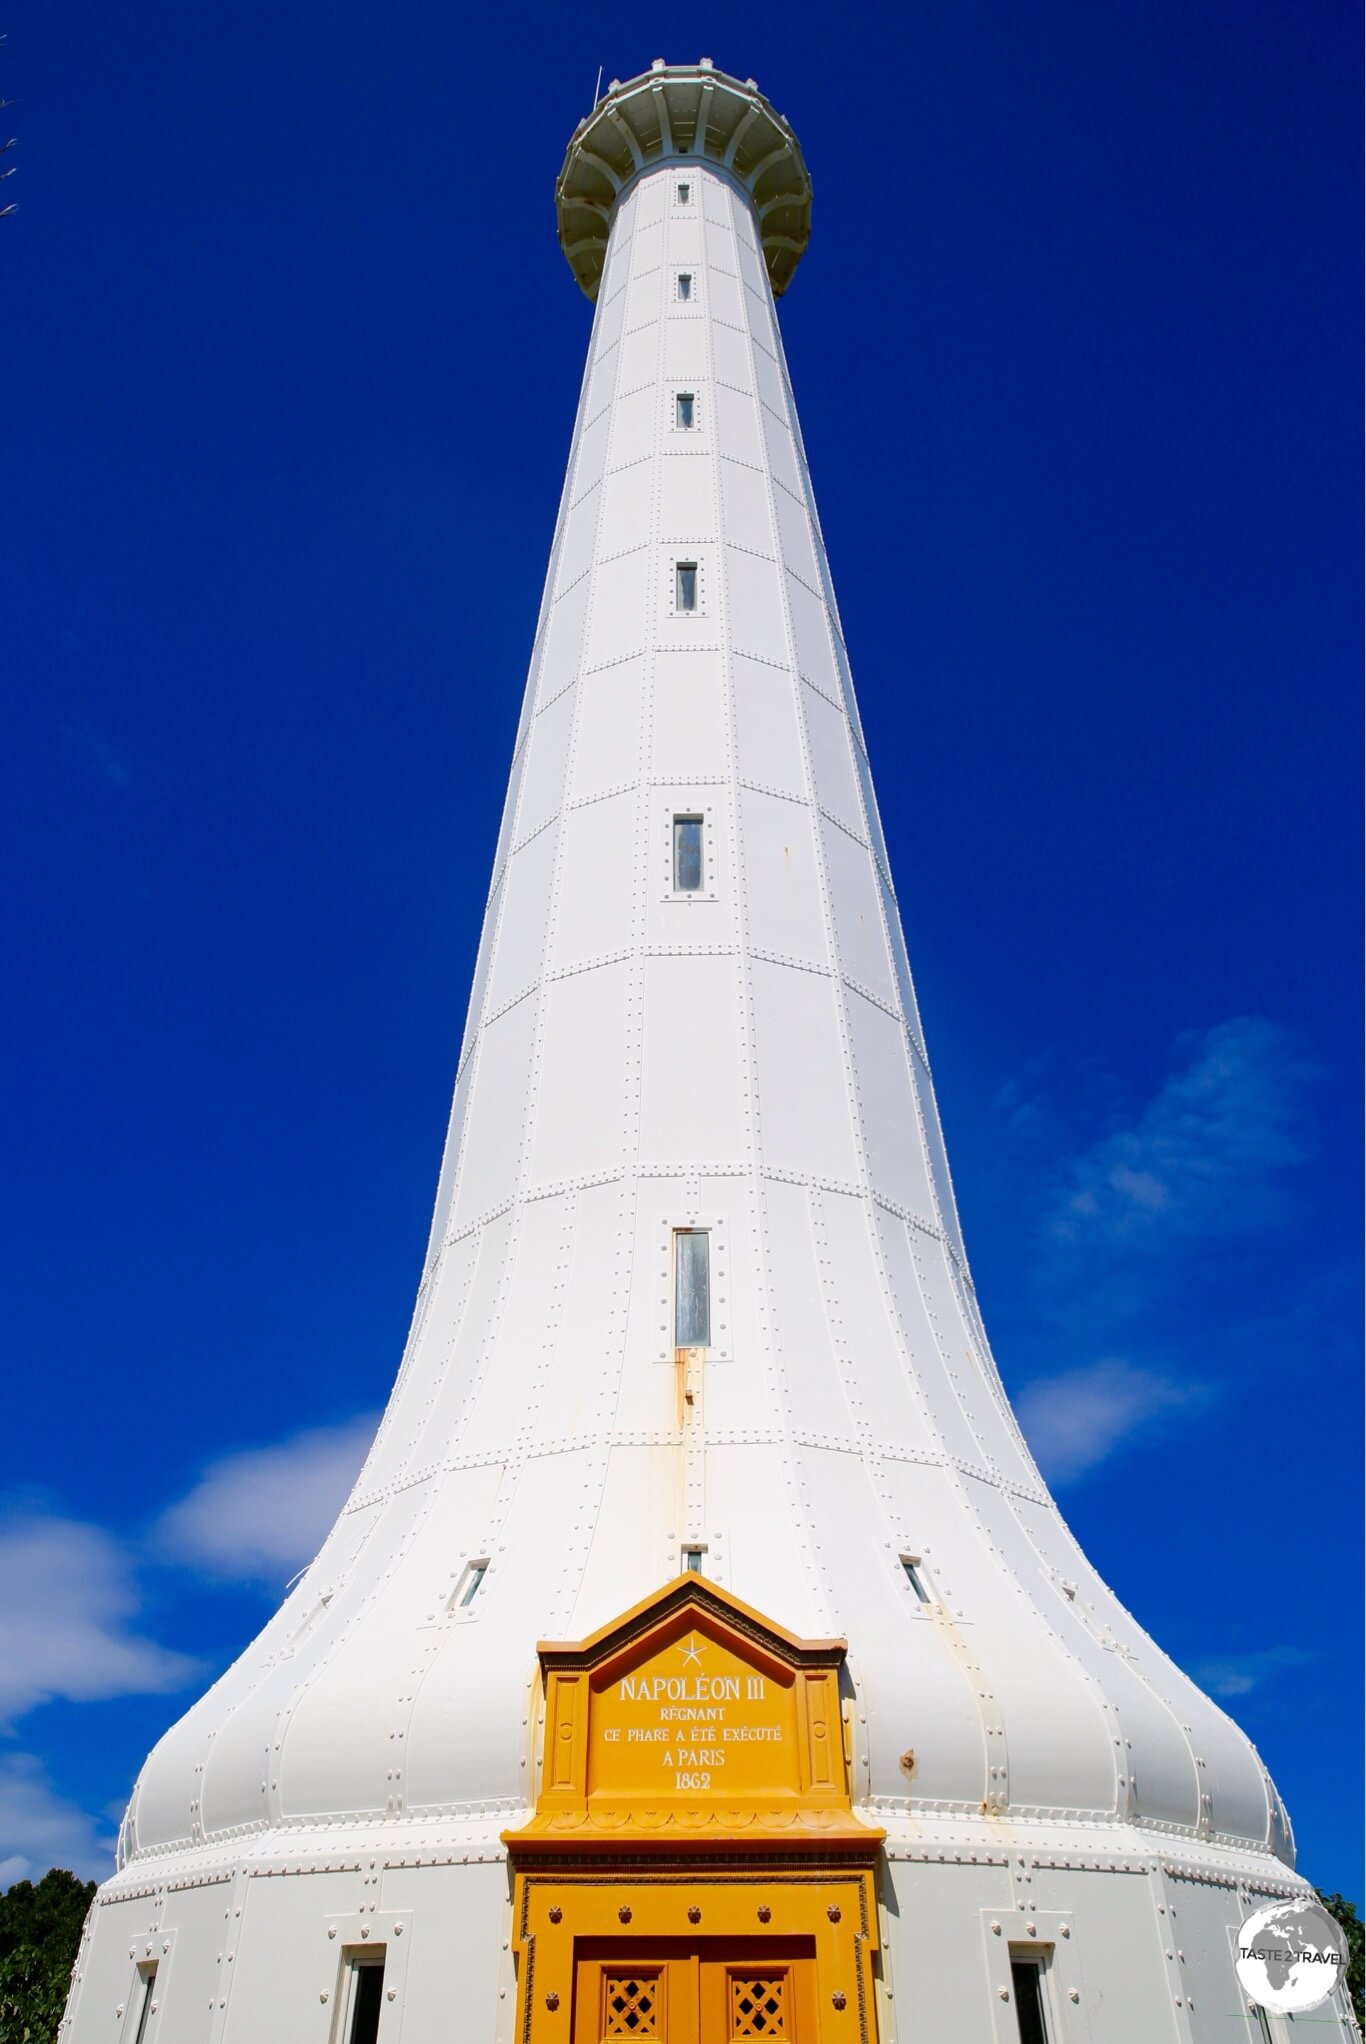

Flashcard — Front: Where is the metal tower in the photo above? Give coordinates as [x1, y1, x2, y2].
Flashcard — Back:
[63, 60, 1335, 2044]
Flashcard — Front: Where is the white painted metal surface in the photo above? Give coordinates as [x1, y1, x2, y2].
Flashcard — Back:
[64, 60, 1343, 2044]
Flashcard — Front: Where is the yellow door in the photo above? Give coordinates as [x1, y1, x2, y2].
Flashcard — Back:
[574, 1940, 816, 2044]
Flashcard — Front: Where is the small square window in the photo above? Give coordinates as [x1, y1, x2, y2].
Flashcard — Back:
[673, 815, 703, 892]
[677, 180, 691, 203]
[674, 1229, 710, 1347]
[675, 391, 695, 430]
[675, 561, 698, 612]
[900, 1555, 932, 1603]
[677, 272, 693, 302]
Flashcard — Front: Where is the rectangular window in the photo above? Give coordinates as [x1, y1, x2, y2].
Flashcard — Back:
[673, 816, 703, 892]
[677, 272, 692, 301]
[683, 1545, 705, 1574]
[675, 391, 695, 429]
[344, 1955, 387, 2044]
[455, 1559, 488, 1608]
[675, 561, 698, 612]
[900, 1556, 931, 1603]
[1009, 1955, 1051, 2044]
[677, 180, 691, 203]
[674, 1229, 711, 1347]
[131, 1967, 157, 2044]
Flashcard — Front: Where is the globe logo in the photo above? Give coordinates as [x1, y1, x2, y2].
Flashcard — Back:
[1235, 1897, 1348, 2016]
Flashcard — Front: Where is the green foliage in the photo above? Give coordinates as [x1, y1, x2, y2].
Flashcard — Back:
[1317, 1890, 1365, 2029]
[0, 1871, 95, 2044]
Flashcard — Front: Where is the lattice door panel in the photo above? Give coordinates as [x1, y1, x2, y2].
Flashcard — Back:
[730, 1975, 788, 2037]
[602, 1972, 662, 2037]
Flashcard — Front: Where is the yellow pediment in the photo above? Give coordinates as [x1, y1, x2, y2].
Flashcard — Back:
[504, 1576, 882, 1854]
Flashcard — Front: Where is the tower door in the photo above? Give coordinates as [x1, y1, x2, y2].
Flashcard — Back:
[573, 1938, 816, 2044]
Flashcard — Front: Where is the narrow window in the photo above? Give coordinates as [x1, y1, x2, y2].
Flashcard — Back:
[345, 1954, 387, 2044]
[677, 271, 692, 301]
[677, 180, 691, 203]
[673, 815, 703, 892]
[674, 1229, 711, 1347]
[682, 1545, 705, 1574]
[454, 1559, 488, 1608]
[900, 1556, 931, 1603]
[131, 1967, 157, 2044]
[675, 561, 698, 612]
[1009, 1956, 1051, 2044]
[675, 391, 695, 429]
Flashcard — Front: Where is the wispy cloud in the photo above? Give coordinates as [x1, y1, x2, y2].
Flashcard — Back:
[1187, 1646, 1315, 1699]
[60, 717, 131, 789]
[1015, 1357, 1211, 1484]
[0, 1754, 115, 1886]
[0, 1516, 197, 1726]
[154, 1416, 375, 1585]
[1048, 1016, 1314, 1256]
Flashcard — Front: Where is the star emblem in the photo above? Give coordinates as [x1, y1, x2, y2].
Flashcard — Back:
[678, 1634, 707, 1668]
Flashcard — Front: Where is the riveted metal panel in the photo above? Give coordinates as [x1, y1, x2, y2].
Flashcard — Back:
[711, 377, 763, 467]
[802, 680, 866, 838]
[551, 790, 636, 967]
[705, 1442, 829, 1637]
[658, 450, 715, 540]
[449, 998, 537, 1232]
[222, 1869, 360, 2042]
[533, 1179, 628, 1442]
[396, 1213, 512, 1474]
[751, 959, 858, 1183]
[518, 687, 576, 839]
[719, 452, 772, 549]
[663, 320, 707, 381]
[820, 1189, 939, 1456]
[538, 570, 591, 706]
[732, 651, 806, 795]
[846, 988, 937, 1225]
[650, 648, 728, 778]
[740, 785, 828, 969]
[760, 401, 802, 498]
[485, 825, 558, 1017]
[763, 1179, 856, 1439]
[874, 1210, 984, 1470]
[725, 545, 786, 662]
[787, 569, 841, 697]
[583, 548, 650, 669]
[710, 316, 753, 392]
[638, 953, 746, 1162]
[528, 963, 631, 1186]
[568, 656, 646, 799]
[820, 816, 897, 1004]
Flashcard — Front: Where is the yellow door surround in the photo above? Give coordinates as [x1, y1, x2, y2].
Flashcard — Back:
[503, 1577, 884, 2043]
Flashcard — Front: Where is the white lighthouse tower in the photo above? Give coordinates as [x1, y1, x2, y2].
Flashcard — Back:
[64, 60, 1340, 2044]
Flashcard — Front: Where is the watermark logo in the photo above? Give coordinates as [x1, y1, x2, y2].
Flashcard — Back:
[1234, 1897, 1348, 2016]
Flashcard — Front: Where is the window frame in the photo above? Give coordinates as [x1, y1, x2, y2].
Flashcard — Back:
[675, 271, 694, 303]
[673, 1227, 712, 1349]
[337, 1948, 388, 2044]
[1006, 1946, 1055, 2044]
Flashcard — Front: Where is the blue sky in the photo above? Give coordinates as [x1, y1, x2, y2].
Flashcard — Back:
[2, 0, 1359, 1895]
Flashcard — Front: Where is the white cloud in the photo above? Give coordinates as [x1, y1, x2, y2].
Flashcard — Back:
[1015, 1358, 1210, 1484]
[154, 1416, 375, 1585]
[0, 1517, 198, 1725]
[1188, 1647, 1315, 1698]
[1049, 1017, 1313, 1255]
[0, 1753, 116, 1885]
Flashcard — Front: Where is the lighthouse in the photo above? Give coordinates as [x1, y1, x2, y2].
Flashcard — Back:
[63, 60, 1334, 2044]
